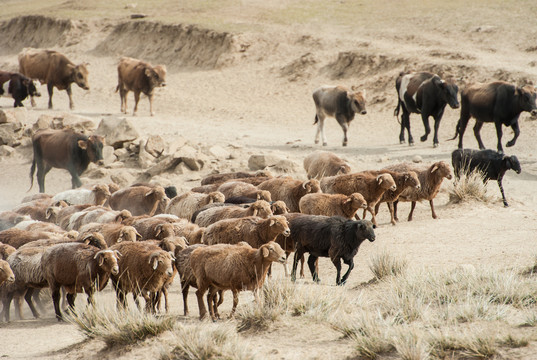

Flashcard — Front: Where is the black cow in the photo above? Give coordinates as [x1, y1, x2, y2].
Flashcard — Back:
[451, 149, 521, 207]
[451, 81, 537, 153]
[0, 71, 40, 107]
[29, 129, 105, 193]
[395, 71, 459, 147]
[312, 85, 367, 146]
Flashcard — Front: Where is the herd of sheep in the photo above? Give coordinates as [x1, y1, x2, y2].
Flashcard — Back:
[0, 149, 461, 322]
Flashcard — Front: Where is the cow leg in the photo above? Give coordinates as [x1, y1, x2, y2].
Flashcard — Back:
[182, 284, 190, 316]
[429, 199, 438, 219]
[401, 109, 414, 145]
[474, 121, 486, 150]
[457, 105, 471, 149]
[68, 166, 83, 189]
[336, 115, 349, 146]
[36, 159, 47, 193]
[47, 83, 54, 109]
[30, 95, 36, 107]
[315, 113, 327, 146]
[431, 109, 445, 147]
[420, 114, 431, 143]
[332, 257, 342, 285]
[149, 93, 155, 116]
[498, 176, 509, 207]
[133, 91, 141, 116]
[66, 85, 74, 110]
[339, 258, 354, 285]
[506, 120, 520, 148]
[120, 88, 128, 113]
[51, 286, 63, 321]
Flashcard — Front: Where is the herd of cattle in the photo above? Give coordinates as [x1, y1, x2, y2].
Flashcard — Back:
[0, 46, 530, 322]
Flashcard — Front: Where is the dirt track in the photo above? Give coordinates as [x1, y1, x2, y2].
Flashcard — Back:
[1, 1, 537, 359]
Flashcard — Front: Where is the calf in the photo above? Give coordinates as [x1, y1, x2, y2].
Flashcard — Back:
[451, 149, 521, 207]
[0, 71, 40, 107]
[117, 57, 166, 116]
[18, 48, 89, 110]
[29, 129, 104, 193]
[451, 81, 537, 153]
[312, 85, 367, 146]
[395, 71, 459, 147]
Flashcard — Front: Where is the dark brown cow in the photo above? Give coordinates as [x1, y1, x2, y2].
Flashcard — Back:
[18, 48, 89, 110]
[312, 85, 367, 146]
[116, 57, 166, 116]
[29, 129, 105, 193]
[451, 82, 537, 153]
[395, 71, 459, 147]
[0, 71, 41, 107]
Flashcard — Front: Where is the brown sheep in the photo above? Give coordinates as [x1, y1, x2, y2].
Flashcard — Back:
[0, 211, 32, 231]
[110, 241, 174, 312]
[383, 161, 453, 221]
[191, 241, 286, 320]
[56, 204, 94, 229]
[257, 178, 321, 213]
[299, 192, 367, 219]
[13, 199, 68, 223]
[20, 193, 52, 203]
[170, 219, 205, 245]
[321, 173, 396, 226]
[109, 185, 168, 216]
[303, 151, 351, 179]
[202, 215, 290, 248]
[0, 260, 15, 287]
[41, 243, 120, 320]
[216, 181, 272, 202]
[201, 169, 273, 186]
[15, 220, 69, 234]
[166, 191, 225, 221]
[0, 243, 16, 260]
[66, 208, 132, 231]
[127, 217, 176, 240]
[19, 233, 108, 250]
[232, 176, 273, 186]
[0, 229, 60, 249]
[190, 184, 220, 194]
[194, 200, 273, 228]
[78, 223, 142, 246]
[271, 200, 290, 215]
[52, 184, 111, 206]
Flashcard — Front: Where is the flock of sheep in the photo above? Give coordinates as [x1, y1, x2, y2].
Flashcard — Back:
[0, 149, 456, 321]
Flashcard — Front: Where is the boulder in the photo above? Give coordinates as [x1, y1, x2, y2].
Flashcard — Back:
[32, 114, 54, 133]
[208, 145, 230, 159]
[145, 135, 166, 158]
[94, 117, 139, 148]
[412, 155, 423, 163]
[61, 114, 96, 133]
[272, 159, 300, 173]
[174, 145, 204, 171]
[0, 145, 15, 158]
[0, 123, 23, 147]
[113, 148, 130, 162]
[102, 145, 116, 166]
[143, 155, 182, 177]
[110, 169, 136, 187]
[0, 109, 21, 125]
[248, 154, 285, 171]
[138, 139, 155, 169]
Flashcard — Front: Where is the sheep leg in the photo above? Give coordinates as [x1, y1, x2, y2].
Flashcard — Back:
[308, 254, 320, 283]
[333, 257, 342, 285]
[498, 179, 509, 207]
[407, 201, 416, 221]
[366, 206, 377, 227]
[14, 292, 24, 320]
[300, 255, 306, 278]
[33, 289, 46, 313]
[339, 259, 355, 285]
[429, 200, 438, 219]
[163, 288, 170, 313]
[393, 200, 399, 221]
[1, 292, 14, 322]
[388, 202, 396, 225]
[24, 288, 40, 319]
[374, 202, 381, 215]
[206, 287, 217, 320]
[52, 287, 63, 321]
[196, 287, 208, 320]
[182, 284, 190, 316]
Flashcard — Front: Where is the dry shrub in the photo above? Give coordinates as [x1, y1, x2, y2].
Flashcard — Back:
[67, 305, 175, 347]
[163, 322, 256, 360]
[428, 329, 497, 359]
[448, 165, 493, 204]
[392, 328, 430, 360]
[368, 250, 408, 281]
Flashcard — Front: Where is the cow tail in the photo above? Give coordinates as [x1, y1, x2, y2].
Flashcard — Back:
[28, 156, 36, 192]
[394, 99, 402, 125]
[448, 119, 460, 141]
[115, 85, 119, 93]
[313, 114, 318, 125]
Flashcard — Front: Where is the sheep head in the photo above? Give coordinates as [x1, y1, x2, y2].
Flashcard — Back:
[92, 184, 111, 206]
[256, 190, 272, 202]
[251, 200, 273, 219]
[431, 161, 452, 180]
[148, 250, 174, 277]
[94, 249, 119, 275]
[301, 179, 321, 194]
[45, 206, 61, 222]
[82, 233, 108, 249]
[337, 164, 352, 176]
[346, 193, 367, 210]
[354, 220, 376, 242]
[0, 260, 15, 284]
[117, 226, 141, 243]
[377, 174, 397, 191]
[115, 210, 133, 223]
[268, 215, 290, 237]
[271, 201, 290, 215]
[260, 241, 286, 264]
[107, 183, 120, 194]
[208, 191, 226, 204]
[155, 223, 174, 239]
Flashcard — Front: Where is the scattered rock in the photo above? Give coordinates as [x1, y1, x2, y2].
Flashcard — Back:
[174, 145, 204, 171]
[0, 109, 23, 126]
[94, 117, 139, 148]
[208, 145, 230, 159]
[145, 135, 166, 158]
[272, 159, 300, 173]
[412, 155, 423, 163]
[0, 145, 15, 157]
[0, 123, 23, 147]
[110, 169, 136, 187]
[84, 165, 109, 179]
[33, 114, 54, 133]
[107, 162, 126, 169]
[138, 139, 155, 169]
[61, 114, 96, 133]
[173, 162, 192, 175]
[144, 155, 182, 177]
[248, 154, 285, 170]
[114, 148, 129, 161]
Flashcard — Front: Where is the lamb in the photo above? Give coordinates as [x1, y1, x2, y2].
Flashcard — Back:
[216, 181, 272, 202]
[200, 169, 273, 186]
[78, 223, 142, 246]
[0, 260, 15, 287]
[383, 161, 452, 221]
[0, 211, 32, 231]
[202, 215, 290, 248]
[41, 243, 120, 320]
[191, 241, 286, 320]
[52, 184, 111, 206]
[299, 192, 367, 219]
[0, 243, 16, 260]
[170, 219, 205, 245]
[303, 151, 351, 179]
[290, 215, 376, 285]
[110, 241, 174, 312]
[358, 170, 421, 225]
[194, 200, 273, 227]
[166, 191, 225, 221]
[451, 149, 521, 207]
[321, 173, 396, 226]
[109, 185, 168, 216]
[257, 178, 321, 213]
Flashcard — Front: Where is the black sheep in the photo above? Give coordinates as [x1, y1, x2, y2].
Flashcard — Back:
[290, 215, 375, 285]
[451, 149, 521, 207]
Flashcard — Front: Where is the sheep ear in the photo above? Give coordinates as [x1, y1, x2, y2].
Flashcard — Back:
[116, 234, 123, 243]
[152, 259, 159, 270]
[269, 219, 275, 226]
[99, 254, 105, 267]
[302, 181, 308, 189]
[78, 140, 88, 150]
[253, 209, 258, 217]
[344, 198, 352, 204]
[431, 164, 439, 173]
[45, 208, 54, 219]
[155, 225, 162, 237]
[135, 231, 142, 240]
[145, 189, 155, 197]
[256, 193, 261, 200]
[376, 175, 383, 185]
[83, 234, 93, 245]
[262, 247, 270, 258]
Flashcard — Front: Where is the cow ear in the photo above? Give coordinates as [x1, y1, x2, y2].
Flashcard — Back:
[145, 68, 154, 78]
[360, 89, 366, 98]
[66, 63, 76, 71]
[78, 140, 88, 149]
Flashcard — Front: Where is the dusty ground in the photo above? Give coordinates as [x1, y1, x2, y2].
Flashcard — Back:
[1, 1, 537, 359]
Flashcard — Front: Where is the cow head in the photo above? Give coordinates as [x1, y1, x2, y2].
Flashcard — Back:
[145, 65, 166, 91]
[78, 135, 105, 165]
[432, 76, 459, 109]
[503, 155, 522, 174]
[69, 63, 90, 90]
[516, 86, 537, 116]
[22, 78, 41, 97]
[348, 88, 367, 115]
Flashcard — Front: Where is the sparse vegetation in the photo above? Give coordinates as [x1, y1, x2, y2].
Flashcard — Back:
[368, 250, 408, 280]
[448, 164, 493, 204]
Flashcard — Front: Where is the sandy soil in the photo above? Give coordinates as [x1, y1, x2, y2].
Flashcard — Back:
[1, 1, 537, 359]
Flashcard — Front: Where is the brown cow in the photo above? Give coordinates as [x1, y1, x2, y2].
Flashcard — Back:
[116, 57, 166, 116]
[18, 48, 89, 110]
[29, 129, 104, 193]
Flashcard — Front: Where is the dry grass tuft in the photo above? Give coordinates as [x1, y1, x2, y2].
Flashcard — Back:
[368, 250, 408, 281]
[448, 165, 493, 204]
[67, 305, 175, 347]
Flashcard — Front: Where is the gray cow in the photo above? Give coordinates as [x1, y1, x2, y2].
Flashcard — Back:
[312, 85, 367, 147]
